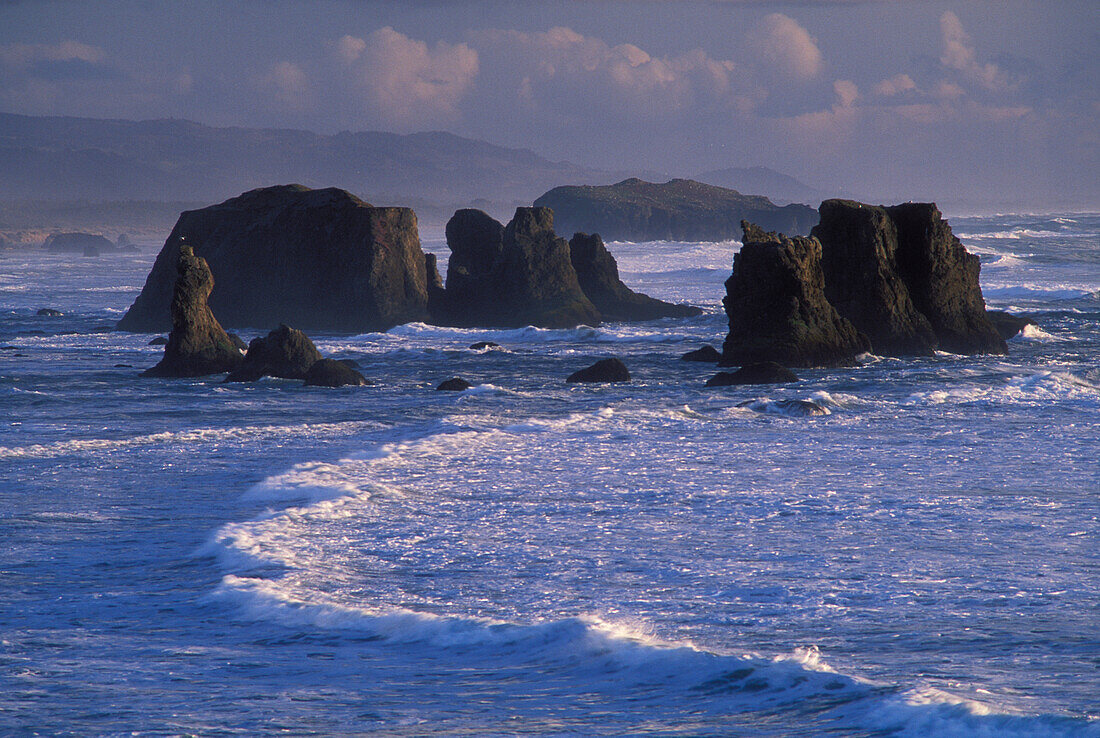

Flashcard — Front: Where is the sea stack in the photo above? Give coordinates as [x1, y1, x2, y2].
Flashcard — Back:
[142, 245, 244, 377]
[720, 221, 869, 368]
[118, 185, 433, 333]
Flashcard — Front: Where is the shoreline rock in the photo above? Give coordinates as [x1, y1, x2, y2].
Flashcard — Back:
[225, 324, 322, 382]
[567, 357, 631, 383]
[303, 358, 370, 387]
[706, 362, 799, 386]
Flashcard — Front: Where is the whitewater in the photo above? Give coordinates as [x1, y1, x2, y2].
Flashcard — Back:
[2, 213, 1098, 735]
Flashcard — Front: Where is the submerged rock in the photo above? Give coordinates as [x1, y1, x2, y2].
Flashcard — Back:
[720, 221, 869, 368]
[705, 362, 799, 387]
[303, 358, 370, 387]
[436, 377, 472, 391]
[568, 232, 701, 321]
[36, 308, 63, 317]
[680, 345, 721, 362]
[567, 357, 631, 383]
[469, 341, 500, 350]
[148, 336, 168, 346]
[142, 246, 244, 377]
[986, 310, 1037, 340]
[737, 399, 829, 416]
[225, 324, 322, 382]
[118, 185, 434, 333]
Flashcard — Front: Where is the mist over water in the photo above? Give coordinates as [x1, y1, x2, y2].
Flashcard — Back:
[2, 215, 1099, 735]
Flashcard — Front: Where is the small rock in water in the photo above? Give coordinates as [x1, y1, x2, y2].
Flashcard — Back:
[226, 324, 322, 382]
[37, 308, 63, 317]
[680, 345, 721, 362]
[436, 377, 472, 391]
[303, 358, 370, 388]
[737, 398, 829, 416]
[567, 357, 631, 383]
[337, 358, 362, 369]
[469, 341, 500, 350]
[114, 363, 134, 368]
[148, 336, 169, 346]
[706, 362, 799, 387]
[986, 310, 1037, 341]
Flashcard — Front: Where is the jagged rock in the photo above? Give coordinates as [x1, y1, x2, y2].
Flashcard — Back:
[886, 203, 1006, 354]
[424, 252, 447, 318]
[303, 358, 370, 387]
[469, 341, 500, 350]
[141, 246, 244, 377]
[118, 185, 433, 333]
[148, 336, 168, 345]
[812, 200, 938, 356]
[436, 377, 472, 391]
[36, 308, 63, 316]
[987, 310, 1036, 340]
[680, 345, 721, 362]
[438, 207, 600, 328]
[720, 222, 869, 368]
[225, 324, 322, 382]
[705, 362, 799, 386]
[534, 178, 818, 240]
[568, 232, 701, 321]
[566, 357, 631, 383]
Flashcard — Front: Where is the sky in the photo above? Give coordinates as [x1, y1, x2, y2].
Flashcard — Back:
[1, 0, 1097, 210]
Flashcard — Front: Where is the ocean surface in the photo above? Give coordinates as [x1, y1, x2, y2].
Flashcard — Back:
[2, 213, 1098, 736]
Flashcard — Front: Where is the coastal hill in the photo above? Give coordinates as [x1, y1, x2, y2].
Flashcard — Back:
[533, 178, 818, 242]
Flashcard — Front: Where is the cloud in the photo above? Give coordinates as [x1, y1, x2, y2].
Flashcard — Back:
[873, 73, 916, 97]
[337, 27, 478, 128]
[261, 61, 310, 110]
[939, 11, 1012, 91]
[0, 40, 106, 69]
[746, 13, 823, 82]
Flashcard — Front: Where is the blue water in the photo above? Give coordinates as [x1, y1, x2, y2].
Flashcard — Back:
[2, 214, 1098, 735]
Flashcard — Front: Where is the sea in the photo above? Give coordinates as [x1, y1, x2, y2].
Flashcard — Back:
[1, 213, 1098, 736]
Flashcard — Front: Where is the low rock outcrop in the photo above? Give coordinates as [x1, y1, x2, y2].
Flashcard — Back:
[436, 377, 472, 391]
[680, 345, 721, 362]
[811, 200, 1005, 355]
[987, 310, 1036, 340]
[36, 308, 63, 317]
[534, 178, 818, 241]
[142, 246, 244, 377]
[225, 324, 322, 382]
[303, 359, 370, 387]
[705, 362, 799, 386]
[569, 232, 701, 321]
[721, 222, 869, 368]
[118, 185, 434, 333]
[44, 232, 115, 253]
[567, 357, 631, 383]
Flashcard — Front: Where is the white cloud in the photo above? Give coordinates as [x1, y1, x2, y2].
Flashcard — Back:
[873, 73, 916, 97]
[939, 11, 1011, 91]
[338, 27, 479, 128]
[746, 13, 823, 82]
[833, 79, 858, 108]
[262, 61, 310, 110]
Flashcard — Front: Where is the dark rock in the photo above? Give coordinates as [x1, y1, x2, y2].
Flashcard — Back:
[812, 200, 937, 356]
[141, 246, 245, 377]
[226, 333, 248, 351]
[36, 308, 63, 316]
[886, 202, 1006, 354]
[986, 310, 1037, 340]
[225, 324, 322, 382]
[43, 232, 114, 253]
[148, 336, 169, 345]
[91, 325, 114, 332]
[303, 358, 370, 387]
[469, 341, 500, 350]
[114, 363, 133, 368]
[705, 362, 799, 386]
[424, 252, 447, 318]
[680, 345, 721, 362]
[566, 357, 631, 383]
[737, 399, 829, 416]
[436, 377, 472, 391]
[534, 178, 819, 241]
[337, 358, 361, 369]
[0, 346, 16, 350]
[118, 185, 434, 333]
[720, 221, 869, 368]
[569, 232, 701, 320]
[438, 207, 600, 328]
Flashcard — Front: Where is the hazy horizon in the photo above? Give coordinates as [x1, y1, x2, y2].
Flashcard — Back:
[2, 0, 1097, 212]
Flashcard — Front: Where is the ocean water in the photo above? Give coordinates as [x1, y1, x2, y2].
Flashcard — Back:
[1, 214, 1098, 736]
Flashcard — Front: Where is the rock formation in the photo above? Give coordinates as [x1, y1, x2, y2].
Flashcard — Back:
[680, 345, 721, 362]
[566, 357, 631, 383]
[437, 207, 601, 328]
[720, 222, 869, 368]
[303, 359, 370, 387]
[118, 185, 433, 333]
[534, 178, 818, 241]
[811, 200, 1005, 356]
[705, 362, 799, 386]
[225, 324, 322, 382]
[142, 246, 244, 377]
[986, 310, 1036, 340]
[569, 232, 701, 321]
[436, 377, 472, 391]
[44, 232, 115, 253]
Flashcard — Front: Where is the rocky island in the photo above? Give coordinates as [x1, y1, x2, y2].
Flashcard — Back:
[533, 178, 818, 241]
